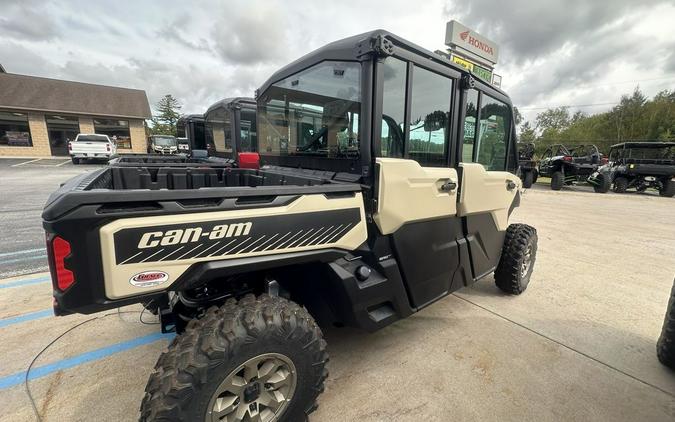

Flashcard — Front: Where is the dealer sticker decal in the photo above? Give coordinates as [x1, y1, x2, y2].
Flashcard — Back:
[130, 271, 169, 288]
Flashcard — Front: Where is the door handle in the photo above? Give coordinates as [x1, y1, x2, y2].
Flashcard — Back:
[440, 180, 457, 192]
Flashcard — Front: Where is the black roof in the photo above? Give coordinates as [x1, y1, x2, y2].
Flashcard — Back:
[177, 113, 204, 123]
[611, 142, 675, 148]
[257, 29, 509, 99]
[205, 97, 256, 115]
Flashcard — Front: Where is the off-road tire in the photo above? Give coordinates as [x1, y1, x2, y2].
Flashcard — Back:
[139, 294, 328, 422]
[659, 179, 675, 198]
[71, 157, 80, 165]
[494, 224, 538, 295]
[522, 171, 534, 188]
[593, 174, 611, 193]
[613, 176, 628, 193]
[532, 169, 538, 184]
[657, 280, 675, 368]
[550, 171, 564, 191]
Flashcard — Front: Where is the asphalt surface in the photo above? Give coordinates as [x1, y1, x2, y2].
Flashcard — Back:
[0, 159, 673, 421]
[0, 158, 105, 278]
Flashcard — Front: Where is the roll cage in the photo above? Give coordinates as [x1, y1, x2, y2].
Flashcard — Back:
[255, 30, 519, 183]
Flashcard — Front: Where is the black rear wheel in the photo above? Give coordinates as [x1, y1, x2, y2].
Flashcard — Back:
[657, 280, 675, 368]
[71, 157, 80, 165]
[659, 179, 675, 197]
[140, 294, 328, 422]
[613, 176, 628, 193]
[522, 171, 534, 188]
[593, 174, 611, 193]
[494, 224, 538, 295]
[551, 171, 564, 190]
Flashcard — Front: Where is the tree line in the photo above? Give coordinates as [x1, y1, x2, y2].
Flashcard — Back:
[517, 87, 675, 156]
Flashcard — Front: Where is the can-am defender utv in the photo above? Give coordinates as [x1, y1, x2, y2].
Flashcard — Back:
[204, 97, 260, 168]
[42, 30, 538, 422]
[537, 143, 603, 190]
[518, 142, 538, 188]
[588, 142, 675, 196]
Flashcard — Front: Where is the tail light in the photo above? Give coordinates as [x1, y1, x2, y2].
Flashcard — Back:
[238, 152, 261, 169]
[563, 155, 573, 162]
[49, 236, 75, 291]
[106, 143, 111, 152]
[68, 142, 72, 152]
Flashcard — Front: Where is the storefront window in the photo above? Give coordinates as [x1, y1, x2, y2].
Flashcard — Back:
[46, 115, 79, 156]
[94, 119, 131, 149]
[0, 111, 32, 147]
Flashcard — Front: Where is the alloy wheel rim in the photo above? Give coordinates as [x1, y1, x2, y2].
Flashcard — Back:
[206, 353, 297, 422]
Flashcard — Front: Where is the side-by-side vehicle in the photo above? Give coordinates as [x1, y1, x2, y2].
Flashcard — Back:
[43, 30, 538, 422]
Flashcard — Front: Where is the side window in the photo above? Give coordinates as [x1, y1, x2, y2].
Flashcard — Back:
[408, 66, 452, 167]
[462, 89, 479, 162]
[476, 95, 511, 171]
[381, 58, 406, 158]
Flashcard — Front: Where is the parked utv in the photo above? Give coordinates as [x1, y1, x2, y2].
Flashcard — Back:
[43, 30, 538, 422]
[537, 144, 603, 190]
[518, 142, 538, 188]
[177, 114, 207, 151]
[204, 97, 259, 168]
[588, 142, 675, 196]
[147, 135, 180, 154]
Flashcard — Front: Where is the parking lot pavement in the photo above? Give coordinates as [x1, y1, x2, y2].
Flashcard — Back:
[0, 158, 104, 278]
[0, 165, 673, 421]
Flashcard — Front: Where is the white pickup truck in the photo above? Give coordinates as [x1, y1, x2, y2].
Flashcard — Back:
[68, 134, 117, 164]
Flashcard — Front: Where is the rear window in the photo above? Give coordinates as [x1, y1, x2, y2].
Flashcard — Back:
[257, 61, 361, 159]
[77, 135, 109, 142]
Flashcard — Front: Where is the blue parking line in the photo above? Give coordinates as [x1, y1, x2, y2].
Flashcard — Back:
[0, 275, 51, 289]
[0, 309, 53, 328]
[0, 332, 175, 390]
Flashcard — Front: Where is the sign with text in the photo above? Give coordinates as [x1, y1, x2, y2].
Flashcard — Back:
[445, 20, 499, 65]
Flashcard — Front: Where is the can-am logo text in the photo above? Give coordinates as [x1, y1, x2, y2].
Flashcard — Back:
[129, 271, 169, 288]
[137, 222, 253, 249]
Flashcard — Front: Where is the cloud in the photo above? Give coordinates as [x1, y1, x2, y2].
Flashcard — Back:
[211, 1, 289, 65]
[0, 4, 60, 41]
[444, 0, 666, 63]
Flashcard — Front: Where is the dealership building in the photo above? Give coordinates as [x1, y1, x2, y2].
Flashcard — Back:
[0, 65, 151, 157]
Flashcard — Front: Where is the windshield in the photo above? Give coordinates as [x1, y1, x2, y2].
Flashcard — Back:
[623, 147, 674, 159]
[257, 61, 361, 159]
[153, 136, 177, 146]
[77, 135, 109, 142]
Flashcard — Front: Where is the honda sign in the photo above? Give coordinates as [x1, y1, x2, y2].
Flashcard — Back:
[445, 20, 499, 65]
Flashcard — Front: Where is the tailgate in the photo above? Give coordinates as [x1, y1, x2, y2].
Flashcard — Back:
[71, 142, 109, 154]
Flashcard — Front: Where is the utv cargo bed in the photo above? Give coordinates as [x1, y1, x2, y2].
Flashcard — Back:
[43, 165, 364, 314]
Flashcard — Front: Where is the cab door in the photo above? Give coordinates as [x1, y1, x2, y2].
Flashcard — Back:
[373, 58, 462, 308]
[456, 87, 520, 280]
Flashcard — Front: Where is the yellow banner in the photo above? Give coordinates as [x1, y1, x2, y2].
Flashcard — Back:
[451, 55, 474, 71]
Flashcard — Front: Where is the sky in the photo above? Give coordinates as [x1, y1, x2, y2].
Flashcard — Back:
[2, 0, 674, 124]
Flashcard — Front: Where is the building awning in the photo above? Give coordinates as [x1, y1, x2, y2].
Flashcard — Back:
[0, 72, 151, 119]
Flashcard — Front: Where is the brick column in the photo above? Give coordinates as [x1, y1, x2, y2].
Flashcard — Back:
[78, 116, 95, 134]
[128, 119, 148, 153]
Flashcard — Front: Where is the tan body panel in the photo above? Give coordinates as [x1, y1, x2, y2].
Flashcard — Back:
[100, 193, 367, 299]
[373, 158, 458, 235]
[457, 163, 520, 231]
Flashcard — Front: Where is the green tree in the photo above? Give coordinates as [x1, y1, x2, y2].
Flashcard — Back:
[513, 106, 523, 126]
[519, 121, 536, 143]
[150, 94, 182, 136]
